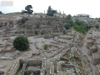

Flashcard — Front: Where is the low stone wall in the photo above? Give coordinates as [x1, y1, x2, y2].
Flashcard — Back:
[24, 70, 40, 75]
[7, 58, 20, 75]
[61, 64, 75, 69]
[20, 59, 42, 66]
[93, 58, 100, 65]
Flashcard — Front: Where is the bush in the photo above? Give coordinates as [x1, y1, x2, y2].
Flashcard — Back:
[47, 21, 51, 25]
[65, 24, 70, 30]
[74, 24, 92, 34]
[34, 30, 39, 35]
[40, 15, 43, 18]
[63, 30, 66, 34]
[17, 18, 28, 25]
[34, 13, 37, 15]
[41, 30, 45, 35]
[44, 44, 49, 50]
[25, 18, 28, 21]
[17, 21, 23, 25]
[35, 22, 40, 28]
[95, 25, 99, 29]
[66, 14, 72, 20]
[55, 16, 57, 18]
[98, 19, 100, 23]
[13, 36, 29, 51]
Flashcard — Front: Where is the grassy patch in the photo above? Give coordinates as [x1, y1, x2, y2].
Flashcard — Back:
[44, 44, 49, 50]
[54, 69, 57, 73]
[66, 54, 70, 58]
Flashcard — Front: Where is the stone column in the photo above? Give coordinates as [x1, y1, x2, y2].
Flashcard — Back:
[3, 22, 5, 28]
[51, 30, 52, 35]
[63, 11, 64, 14]
[25, 28, 27, 35]
[7, 22, 9, 28]
[13, 20, 16, 27]
[44, 10, 45, 14]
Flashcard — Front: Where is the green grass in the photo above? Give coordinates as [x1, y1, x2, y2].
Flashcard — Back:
[44, 44, 49, 50]
[73, 68, 77, 75]
[65, 18, 93, 34]
[66, 54, 70, 58]
[54, 69, 57, 73]
[60, 59, 66, 61]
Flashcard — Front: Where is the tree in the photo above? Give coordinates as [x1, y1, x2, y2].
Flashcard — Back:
[17, 18, 28, 25]
[21, 10, 27, 14]
[47, 6, 57, 17]
[95, 25, 99, 29]
[34, 30, 39, 35]
[66, 14, 72, 20]
[13, 36, 29, 51]
[25, 5, 33, 14]
[22, 5, 33, 14]
[0, 11, 3, 14]
[35, 22, 40, 28]
[41, 30, 45, 35]
[65, 24, 70, 30]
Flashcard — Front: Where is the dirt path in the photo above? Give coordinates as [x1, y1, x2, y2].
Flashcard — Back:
[81, 30, 99, 75]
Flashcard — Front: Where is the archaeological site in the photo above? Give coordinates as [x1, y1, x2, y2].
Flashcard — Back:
[0, 4, 100, 75]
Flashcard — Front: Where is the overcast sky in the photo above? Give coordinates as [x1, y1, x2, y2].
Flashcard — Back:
[0, 0, 100, 18]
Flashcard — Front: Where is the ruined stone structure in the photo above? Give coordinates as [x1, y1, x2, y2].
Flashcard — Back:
[0, 14, 100, 75]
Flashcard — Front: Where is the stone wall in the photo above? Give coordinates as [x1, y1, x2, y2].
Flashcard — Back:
[20, 59, 42, 66]
[7, 58, 20, 75]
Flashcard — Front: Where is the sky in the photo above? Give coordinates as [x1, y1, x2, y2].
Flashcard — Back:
[0, 0, 100, 18]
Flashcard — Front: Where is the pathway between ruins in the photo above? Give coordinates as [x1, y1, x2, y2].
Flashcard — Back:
[81, 30, 99, 75]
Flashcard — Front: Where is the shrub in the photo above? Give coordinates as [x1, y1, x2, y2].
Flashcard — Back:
[75, 20, 85, 26]
[40, 15, 43, 18]
[74, 24, 92, 34]
[63, 30, 66, 34]
[17, 21, 23, 25]
[35, 22, 40, 28]
[13, 36, 29, 51]
[17, 18, 28, 25]
[21, 19, 26, 23]
[65, 24, 70, 30]
[44, 44, 48, 50]
[95, 25, 99, 29]
[41, 30, 45, 35]
[34, 13, 37, 15]
[98, 19, 100, 23]
[34, 30, 39, 35]
[63, 20, 65, 23]
[66, 14, 72, 20]
[25, 18, 28, 21]
[47, 21, 51, 25]
[55, 16, 57, 18]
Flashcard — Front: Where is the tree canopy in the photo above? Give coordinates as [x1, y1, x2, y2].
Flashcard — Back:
[13, 36, 29, 51]
[0, 11, 3, 14]
[47, 6, 57, 16]
[66, 14, 72, 20]
[22, 5, 33, 14]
